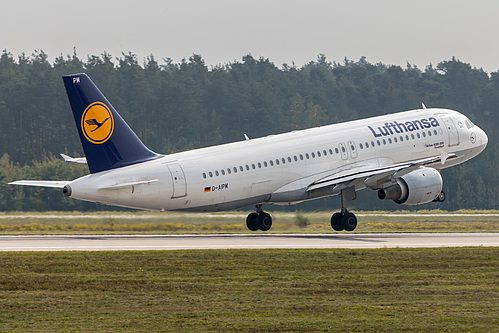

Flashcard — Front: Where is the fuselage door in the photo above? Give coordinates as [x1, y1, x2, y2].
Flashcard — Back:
[348, 141, 357, 159]
[440, 115, 460, 147]
[166, 163, 187, 198]
[338, 142, 348, 160]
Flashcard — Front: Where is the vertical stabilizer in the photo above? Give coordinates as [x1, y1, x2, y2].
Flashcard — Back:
[63, 73, 159, 173]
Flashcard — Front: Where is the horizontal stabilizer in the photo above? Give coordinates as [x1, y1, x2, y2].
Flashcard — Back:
[8, 180, 70, 188]
[61, 153, 87, 164]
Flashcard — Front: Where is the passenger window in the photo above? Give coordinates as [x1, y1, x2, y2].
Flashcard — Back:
[306, 153, 310, 159]
[360, 143, 364, 149]
[215, 170, 219, 176]
[382, 139, 386, 145]
[209, 171, 213, 177]
[329, 149, 333, 155]
[377, 140, 381, 146]
[323, 150, 327, 156]
[335, 148, 339, 154]
[270, 160, 274, 166]
[227, 168, 231, 174]
[428, 131, 431, 136]
[422, 132, 426, 138]
[388, 138, 392, 144]
[203, 173, 207, 179]
[282, 158, 286, 164]
[300, 154, 304, 160]
[258, 162, 262, 168]
[234, 167, 238, 173]
[251, 164, 256, 169]
[311, 152, 316, 158]
[246, 165, 250, 171]
[371, 141, 375, 147]
[416, 133, 420, 139]
[294, 156, 298, 161]
[263, 161, 268, 167]
[317, 151, 321, 157]
[411, 134, 415, 140]
[276, 159, 280, 165]
[287, 157, 292, 162]
[394, 137, 398, 143]
[434, 130, 437, 135]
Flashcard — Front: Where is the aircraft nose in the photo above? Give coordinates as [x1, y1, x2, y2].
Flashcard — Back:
[477, 126, 488, 149]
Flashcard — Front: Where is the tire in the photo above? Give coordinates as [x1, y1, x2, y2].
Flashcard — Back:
[246, 213, 260, 231]
[258, 212, 272, 231]
[437, 191, 446, 202]
[331, 212, 343, 231]
[343, 212, 357, 232]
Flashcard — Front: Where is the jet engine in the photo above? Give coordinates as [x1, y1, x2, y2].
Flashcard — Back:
[377, 167, 443, 205]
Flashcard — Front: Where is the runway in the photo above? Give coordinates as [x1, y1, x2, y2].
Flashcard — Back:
[0, 233, 498, 251]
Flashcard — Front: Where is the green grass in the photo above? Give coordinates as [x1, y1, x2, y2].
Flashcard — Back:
[0, 210, 498, 234]
[0, 248, 498, 332]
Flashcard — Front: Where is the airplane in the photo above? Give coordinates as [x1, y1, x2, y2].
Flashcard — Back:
[9, 73, 488, 232]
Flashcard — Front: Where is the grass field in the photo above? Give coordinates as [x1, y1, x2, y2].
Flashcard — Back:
[0, 210, 498, 234]
[0, 248, 498, 332]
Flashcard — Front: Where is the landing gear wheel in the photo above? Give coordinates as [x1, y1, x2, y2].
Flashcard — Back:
[246, 213, 260, 231]
[343, 212, 357, 232]
[331, 213, 344, 231]
[331, 211, 358, 232]
[258, 212, 272, 231]
[433, 191, 446, 202]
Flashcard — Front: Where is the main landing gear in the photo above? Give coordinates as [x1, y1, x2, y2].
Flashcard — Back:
[246, 204, 272, 231]
[330, 209, 357, 231]
[330, 187, 358, 232]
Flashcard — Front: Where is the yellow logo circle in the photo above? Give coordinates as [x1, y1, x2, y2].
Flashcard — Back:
[81, 102, 114, 144]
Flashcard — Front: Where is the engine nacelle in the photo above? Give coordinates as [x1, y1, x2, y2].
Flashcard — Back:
[377, 167, 443, 205]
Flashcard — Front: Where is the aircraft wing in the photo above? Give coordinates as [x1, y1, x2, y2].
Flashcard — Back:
[8, 180, 70, 188]
[306, 153, 456, 193]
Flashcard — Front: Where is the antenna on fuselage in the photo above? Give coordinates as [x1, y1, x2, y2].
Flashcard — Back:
[421, 103, 427, 110]
[244, 134, 250, 141]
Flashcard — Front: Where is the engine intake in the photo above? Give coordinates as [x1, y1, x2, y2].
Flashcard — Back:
[378, 167, 442, 205]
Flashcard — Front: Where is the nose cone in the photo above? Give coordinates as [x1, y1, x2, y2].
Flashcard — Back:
[477, 126, 488, 152]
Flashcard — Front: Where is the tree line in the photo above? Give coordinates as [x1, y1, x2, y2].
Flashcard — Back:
[0, 50, 497, 211]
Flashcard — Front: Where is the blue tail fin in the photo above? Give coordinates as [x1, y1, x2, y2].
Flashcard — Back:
[63, 73, 159, 174]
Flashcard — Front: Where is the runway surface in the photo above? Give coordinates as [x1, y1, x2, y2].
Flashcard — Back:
[0, 233, 498, 251]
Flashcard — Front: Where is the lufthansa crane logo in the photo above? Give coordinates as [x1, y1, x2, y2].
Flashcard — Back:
[81, 102, 114, 144]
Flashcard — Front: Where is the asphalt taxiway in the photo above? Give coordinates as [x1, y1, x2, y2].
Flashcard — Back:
[0, 233, 498, 251]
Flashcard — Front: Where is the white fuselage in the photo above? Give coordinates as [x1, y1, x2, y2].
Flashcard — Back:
[67, 108, 488, 211]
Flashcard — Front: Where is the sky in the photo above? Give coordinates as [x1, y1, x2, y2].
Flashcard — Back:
[2, 0, 499, 72]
